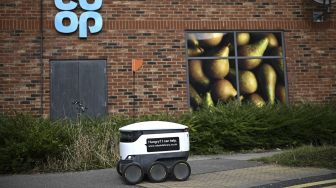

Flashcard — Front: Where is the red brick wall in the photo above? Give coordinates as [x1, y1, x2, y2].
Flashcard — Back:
[0, 0, 42, 115]
[1, 0, 335, 117]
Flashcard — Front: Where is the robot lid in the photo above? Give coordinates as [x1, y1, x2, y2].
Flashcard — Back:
[119, 121, 188, 132]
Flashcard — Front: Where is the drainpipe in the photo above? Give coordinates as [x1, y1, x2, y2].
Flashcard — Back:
[40, 0, 44, 117]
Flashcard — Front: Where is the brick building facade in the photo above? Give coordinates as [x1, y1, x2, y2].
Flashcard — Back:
[0, 1, 335, 118]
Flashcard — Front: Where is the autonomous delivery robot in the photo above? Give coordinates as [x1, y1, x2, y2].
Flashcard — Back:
[117, 121, 191, 184]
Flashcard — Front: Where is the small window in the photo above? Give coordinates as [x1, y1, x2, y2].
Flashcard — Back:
[186, 31, 287, 109]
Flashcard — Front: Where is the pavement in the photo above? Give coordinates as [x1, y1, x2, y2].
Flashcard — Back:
[0, 151, 335, 188]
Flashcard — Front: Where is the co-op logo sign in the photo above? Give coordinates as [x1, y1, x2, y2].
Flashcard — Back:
[54, 0, 103, 38]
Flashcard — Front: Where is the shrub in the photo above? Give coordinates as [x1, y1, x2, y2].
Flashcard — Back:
[45, 113, 183, 172]
[184, 102, 336, 154]
[0, 114, 71, 173]
[0, 102, 335, 173]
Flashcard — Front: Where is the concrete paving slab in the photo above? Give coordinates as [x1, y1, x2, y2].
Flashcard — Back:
[0, 158, 262, 188]
[188, 150, 283, 161]
[1, 151, 334, 188]
[188, 158, 262, 175]
[139, 165, 336, 188]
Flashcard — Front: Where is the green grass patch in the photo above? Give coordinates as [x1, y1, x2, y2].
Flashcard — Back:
[255, 145, 336, 169]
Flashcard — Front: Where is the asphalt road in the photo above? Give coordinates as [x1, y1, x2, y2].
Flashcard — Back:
[0, 168, 133, 188]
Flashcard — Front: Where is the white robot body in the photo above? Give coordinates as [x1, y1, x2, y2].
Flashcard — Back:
[120, 132, 189, 159]
[119, 121, 189, 160]
[117, 121, 191, 185]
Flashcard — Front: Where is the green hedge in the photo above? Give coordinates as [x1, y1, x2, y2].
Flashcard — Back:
[0, 102, 335, 173]
[0, 114, 177, 173]
[185, 102, 336, 154]
[0, 115, 71, 173]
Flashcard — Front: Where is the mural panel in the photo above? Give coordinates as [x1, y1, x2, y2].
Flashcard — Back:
[187, 32, 287, 109]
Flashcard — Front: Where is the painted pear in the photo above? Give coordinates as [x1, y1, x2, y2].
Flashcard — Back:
[265, 33, 279, 48]
[187, 33, 199, 47]
[188, 47, 204, 56]
[203, 92, 214, 107]
[249, 93, 266, 107]
[205, 45, 230, 79]
[270, 47, 285, 82]
[258, 64, 277, 104]
[253, 33, 279, 48]
[189, 85, 203, 107]
[237, 32, 250, 46]
[227, 68, 257, 94]
[196, 33, 224, 48]
[211, 79, 237, 102]
[276, 84, 286, 104]
[189, 60, 210, 88]
[239, 38, 269, 70]
[239, 70, 258, 94]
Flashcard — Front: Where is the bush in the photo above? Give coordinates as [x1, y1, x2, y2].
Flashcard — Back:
[0, 114, 71, 173]
[185, 102, 336, 154]
[0, 102, 335, 173]
[45, 114, 183, 172]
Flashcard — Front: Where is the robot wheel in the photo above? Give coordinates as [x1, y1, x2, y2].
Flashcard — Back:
[147, 161, 168, 182]
[172, 161, 191, 181]
[122, 163, 144, 185]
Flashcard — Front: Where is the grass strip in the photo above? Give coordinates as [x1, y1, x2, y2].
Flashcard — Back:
[255, 145, 336, 169]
